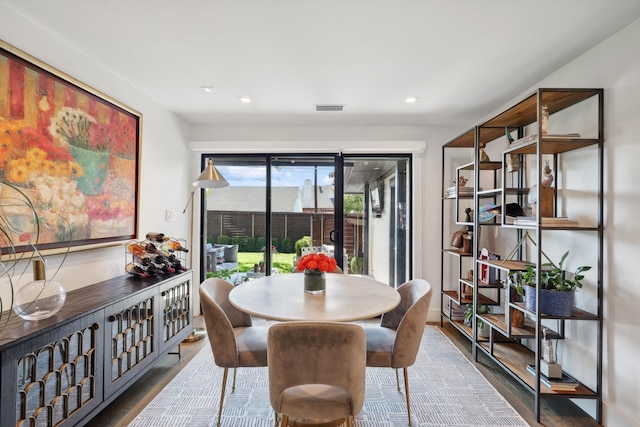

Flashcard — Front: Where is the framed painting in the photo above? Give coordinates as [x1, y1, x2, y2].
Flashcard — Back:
[0, 40, 141, 255]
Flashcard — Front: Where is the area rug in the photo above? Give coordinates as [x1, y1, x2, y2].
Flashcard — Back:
[129, 325, 529, 426]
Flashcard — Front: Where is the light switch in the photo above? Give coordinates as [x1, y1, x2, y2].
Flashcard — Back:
[165, 209, 176, 222]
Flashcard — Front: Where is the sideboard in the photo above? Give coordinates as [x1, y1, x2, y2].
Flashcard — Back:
[0, 270, 193, 426]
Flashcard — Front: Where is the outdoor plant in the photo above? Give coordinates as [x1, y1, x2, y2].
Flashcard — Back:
[509, 251, 591, 295]
[295, 236, 311, 256]
[350, 255, 364, 274]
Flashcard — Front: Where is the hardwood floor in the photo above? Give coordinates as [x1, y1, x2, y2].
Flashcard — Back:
[91, 317, 601, 427]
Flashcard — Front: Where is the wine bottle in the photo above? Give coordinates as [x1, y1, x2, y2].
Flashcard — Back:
[145, 232, 167, 242]
[142, 242, 159, 254]
[136, 261, 161, 275]
[165, 239, 189, 253]
[126, 242, 147, 256]
[133, 255, 153, 267]
[171, 260, 187, 272]
[126, 262, 149, 278]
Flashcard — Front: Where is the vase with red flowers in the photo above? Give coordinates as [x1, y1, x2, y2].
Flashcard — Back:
[296, 253, 337, 293]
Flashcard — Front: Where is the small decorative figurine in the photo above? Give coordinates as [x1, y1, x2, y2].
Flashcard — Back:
[541, 104, 549, 135]
[541, 160, 554, 187]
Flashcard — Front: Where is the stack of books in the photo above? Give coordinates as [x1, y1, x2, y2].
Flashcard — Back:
[512, 216, 579, 227]
[540, 217, 579, 227]
[526, 364, 579, 391]
[444, 186, 476, 198]
[512, 216, 537, 226]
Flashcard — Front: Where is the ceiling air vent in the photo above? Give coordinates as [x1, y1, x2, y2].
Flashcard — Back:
[315, 104, 344, 112]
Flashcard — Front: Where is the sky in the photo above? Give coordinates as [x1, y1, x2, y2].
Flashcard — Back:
[217, 165, 334, 188]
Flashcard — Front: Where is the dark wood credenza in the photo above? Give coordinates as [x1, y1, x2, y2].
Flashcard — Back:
[0, 270, 193, 426]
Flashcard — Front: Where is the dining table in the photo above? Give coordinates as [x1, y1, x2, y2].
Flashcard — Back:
[228, 273, 400, 322]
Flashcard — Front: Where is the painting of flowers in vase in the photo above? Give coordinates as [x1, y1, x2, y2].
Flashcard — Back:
[0, 41, 140, 252]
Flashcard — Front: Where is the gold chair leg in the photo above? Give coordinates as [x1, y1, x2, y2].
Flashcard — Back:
[395, 368, 400, 391]
[217, 368, 229, 427]
[232, 367, 237, 391]
[280, 414, 289, 427]
[403, 367, 412, 426]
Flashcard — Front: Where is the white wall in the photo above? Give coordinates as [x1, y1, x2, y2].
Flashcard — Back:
[0, 5, 192, 300]
[469, 18, 640, 427]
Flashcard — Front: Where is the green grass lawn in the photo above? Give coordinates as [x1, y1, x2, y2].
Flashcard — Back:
[237, 252, 296, 273]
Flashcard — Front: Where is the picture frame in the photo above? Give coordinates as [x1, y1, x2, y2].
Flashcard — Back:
[0, 40, 142, 254]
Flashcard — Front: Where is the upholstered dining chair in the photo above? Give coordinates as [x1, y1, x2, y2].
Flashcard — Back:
[199, 278, 270, 427]
[364, 279, 433, 426]
[268, 321, 366, 427]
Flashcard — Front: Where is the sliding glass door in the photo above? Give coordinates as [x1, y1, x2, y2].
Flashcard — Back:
[199, 153, 410, 287]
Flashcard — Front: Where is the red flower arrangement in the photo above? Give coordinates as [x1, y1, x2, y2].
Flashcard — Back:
[296, 253, 337, 273]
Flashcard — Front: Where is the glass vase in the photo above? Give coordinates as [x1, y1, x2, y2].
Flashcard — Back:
[13, 259, 66, 321]
[304, 270, 326, 294]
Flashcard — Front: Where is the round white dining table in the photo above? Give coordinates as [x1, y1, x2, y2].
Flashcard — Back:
[228, 273, 400, 322]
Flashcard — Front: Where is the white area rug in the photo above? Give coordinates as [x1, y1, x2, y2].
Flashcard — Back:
[129, 325, 529, 426]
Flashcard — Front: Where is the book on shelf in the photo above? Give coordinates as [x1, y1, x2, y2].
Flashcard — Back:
[512, 216, 579, 226]
[444, 186, 476, 198]
[513, 216, 537, 226]
[542, 133, 581, 139]
[526, 364, 579, 391]
[510, 134, 538, 146]
[541, 217, 579, 226]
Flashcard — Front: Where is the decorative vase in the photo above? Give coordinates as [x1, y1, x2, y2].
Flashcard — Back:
[510, 292, 525, 328]
[13, 259, 66, 321]
[68, 145, 110, 195]
[524, 286, 575, 317]
[304, 269, 326, 294]
[510, 308, 525, 328]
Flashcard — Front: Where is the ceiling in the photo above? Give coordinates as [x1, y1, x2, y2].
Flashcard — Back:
[3, 0, 640, 128]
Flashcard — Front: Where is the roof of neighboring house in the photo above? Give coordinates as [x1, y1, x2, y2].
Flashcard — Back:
[205, 185, 334, 212]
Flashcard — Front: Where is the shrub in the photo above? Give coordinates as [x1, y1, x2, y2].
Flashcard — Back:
[295, 236, 311, 256]
[280, 238, 293, 253]
[256, 236, 266, 252]
[217, 235, 231, 245]
[244, 237, 256, 252]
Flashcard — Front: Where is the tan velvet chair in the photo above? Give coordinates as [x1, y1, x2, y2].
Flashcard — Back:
[364, 279, 433, 426]
[268, 321, 366, 427]
[199, 278, 269, 427]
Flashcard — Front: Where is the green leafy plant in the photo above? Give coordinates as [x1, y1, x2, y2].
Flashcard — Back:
[349, 255, 364, 274]
[509, 251, 591, 295]
[294, 236, 311, 256]
[463, 304, 491, 330]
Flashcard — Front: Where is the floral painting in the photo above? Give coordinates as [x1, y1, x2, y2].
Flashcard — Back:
[0, 41, 140, 253]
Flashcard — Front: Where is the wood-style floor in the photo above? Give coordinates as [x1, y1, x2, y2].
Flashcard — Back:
[90, 317, 601, 427]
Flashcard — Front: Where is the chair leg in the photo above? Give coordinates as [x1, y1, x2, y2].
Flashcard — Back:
[395, 368, 401, 391]
[346, 415, 353, 427]
[403, 367, 412, 426]
[217, 368, 229, 427]
[232, 367, 237, 391]
[280, 414, 289, 427]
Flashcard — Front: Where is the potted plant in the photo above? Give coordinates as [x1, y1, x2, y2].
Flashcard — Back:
[509, 251, 591, 317]
[463, 304, 491, 337]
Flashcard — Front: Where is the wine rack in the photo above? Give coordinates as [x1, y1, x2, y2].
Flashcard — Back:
[125, 232, 188, 277]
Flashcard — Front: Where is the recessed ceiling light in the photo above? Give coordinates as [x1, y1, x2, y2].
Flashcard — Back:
[405, 97, 418, 103]
[239, 97, 251, 103]
[201, 86, 214, 92]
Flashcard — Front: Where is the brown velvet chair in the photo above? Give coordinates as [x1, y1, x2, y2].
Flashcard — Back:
[364, 279, 433, 426]
[199, 278, 269, 427]
[267, 321, 366, 427]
